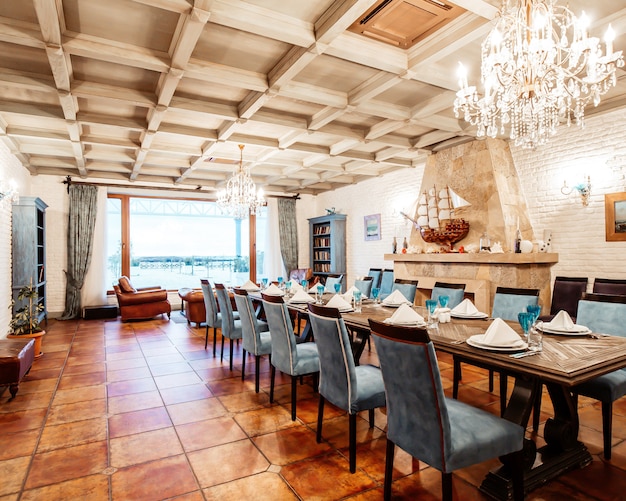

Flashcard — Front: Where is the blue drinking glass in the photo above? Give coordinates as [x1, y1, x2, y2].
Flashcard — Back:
[301, 279, 308, 289]
[261, 278, 268, 289]
[371, 287, 380, 304]
[334, 282, 341, 294]
[518, 311, 534, 342]
[426, 299, 438, 325]
[527, 304, 541, 324]
[438, 295, 450, 308]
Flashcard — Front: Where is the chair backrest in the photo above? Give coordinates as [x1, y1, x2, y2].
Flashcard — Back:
[354, 276, 373, 297]
[325, 274, 344, 293]
[379, 269, 395, 297]
[215, 283, 240, 339]
[200, 279, 219, 328]
[262, 293, 299, 374]
[233, 289, 265, 355]
[367, 268, 382, 289]
[369, 319, 450, 471]
[592, 278, 626, 296]
[391, 279, 418, 303]
[432, 282, 466, 309]
[307, 304, 358, 412]
[577, 293, 626, 337]
[550, 276, 588, 317]
[491, 287, 540, 321]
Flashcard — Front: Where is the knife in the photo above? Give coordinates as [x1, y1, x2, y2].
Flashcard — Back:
[509, 351, 540, 359]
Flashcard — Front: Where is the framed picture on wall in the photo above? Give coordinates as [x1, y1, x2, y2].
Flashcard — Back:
[605, 192, 626, 241]
[364, 213, 381, 241]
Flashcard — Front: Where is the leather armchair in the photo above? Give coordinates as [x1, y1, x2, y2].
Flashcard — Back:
[114, 276, 171, 322]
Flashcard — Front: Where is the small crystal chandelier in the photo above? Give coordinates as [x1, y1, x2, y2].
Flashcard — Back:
[217, 144, 265, 219]
[454, 0, 624, 149]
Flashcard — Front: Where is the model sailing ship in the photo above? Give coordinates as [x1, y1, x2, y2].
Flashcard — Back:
[401, 186, 470, 250]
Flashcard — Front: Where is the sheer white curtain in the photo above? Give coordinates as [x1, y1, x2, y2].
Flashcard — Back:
[262, 198, 285, 281]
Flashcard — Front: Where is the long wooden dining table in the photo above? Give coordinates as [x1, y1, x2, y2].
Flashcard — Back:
[286, 298, 626, 500]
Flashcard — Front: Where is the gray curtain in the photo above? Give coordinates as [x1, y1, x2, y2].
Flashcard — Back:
[277, 198, 298, 276]
[60, 184, 98, 319]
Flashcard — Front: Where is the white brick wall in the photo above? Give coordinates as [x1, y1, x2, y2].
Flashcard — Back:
[0, 142, 32, 338]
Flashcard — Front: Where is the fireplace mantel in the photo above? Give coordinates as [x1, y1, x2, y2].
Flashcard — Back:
[384, 252, 558, 314]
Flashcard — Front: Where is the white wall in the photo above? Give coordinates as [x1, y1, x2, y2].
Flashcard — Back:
[0, 142, 32, 337]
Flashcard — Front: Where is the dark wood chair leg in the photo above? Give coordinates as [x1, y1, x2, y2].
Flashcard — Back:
[269, 365, 275, 403]
[213, 327, 217, 357]
[511, 449, 524, 501]
[602, 401, 613, 460]
[452, 358, 461, 399]
[291, 376, 298, 421]
[204, 325, 209, 350]
[220, 335, 225, 362]
[500, 373, 508, 417]
[533, 384, 542, 432]
[349, 413, 357, 473]
[368, 408, 375, 428]
[317, 396, 325, 443]
[254, 355, 260, 393]
[442, 472, 453, 501]
[241, 349, 246, 380]
[384, 439, 395, 501]
[229, 338, 234, 371]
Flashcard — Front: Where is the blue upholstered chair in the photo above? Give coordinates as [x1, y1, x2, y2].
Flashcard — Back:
[369, 319, 524, 501]
[573, 293, 626, 460]
[307, 303, 386, 473]
[233, 289, 271, 393]
[215, 283, 243, 371]
[325, 274, 344, 293]
[354, 276, 373, 298]
[367, 268, 382, 289]
[432, 282, 466, 309]
[262, 293, 320, 420]
[200, 279, 221, 355]
[390, 279, 418, 304]
[378, 269, 394, 300]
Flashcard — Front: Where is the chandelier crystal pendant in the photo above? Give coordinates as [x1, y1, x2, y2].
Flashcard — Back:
[453, 0, 624, 149]
[217, 144, 265, 219]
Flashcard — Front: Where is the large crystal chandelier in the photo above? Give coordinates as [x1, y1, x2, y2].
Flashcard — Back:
[454, 0, 624, 149]
[217, 144, 265, 219]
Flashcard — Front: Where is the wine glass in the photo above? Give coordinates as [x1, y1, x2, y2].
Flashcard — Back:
[426, 299, 438, 326]
[371, 287, 380, 304]
[316, 284, 325, 304]
[527, 304, 541, 325]
[301, 279, 308, 289]
[518, 312, 534, 343]
[438, 295, 450, 309]
[334, 282, 341, 294]
[261, 277, 268, 289]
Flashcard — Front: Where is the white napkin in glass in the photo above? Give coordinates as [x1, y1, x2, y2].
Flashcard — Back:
[342, 285, 367, 301]
[240, 280, 260, 291]
[451, 298, 480, 316]
[477, 318, 524, 347]
[382, 289, 410, 306]
[384, 304, 425, 325]
[325, 294, 353, 311]
[544, 310, 575, 330]
[288, 289, 315, 304]
[263, 283, 285, 296]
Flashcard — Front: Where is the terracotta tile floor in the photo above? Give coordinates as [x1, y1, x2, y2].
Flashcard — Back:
[1, 315, 626, 500]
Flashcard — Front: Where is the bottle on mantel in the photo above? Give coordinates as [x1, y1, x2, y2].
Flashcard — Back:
[392, 237, 398, 254]
[514, 222, 522, 254]
[402, 237, 408, 252]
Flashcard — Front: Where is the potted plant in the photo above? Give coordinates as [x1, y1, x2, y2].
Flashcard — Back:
[8, 281, 45, 358]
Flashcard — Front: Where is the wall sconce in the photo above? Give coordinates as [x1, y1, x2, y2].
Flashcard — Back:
[0, 179, 19, 203]
[561, 176, 591, 206]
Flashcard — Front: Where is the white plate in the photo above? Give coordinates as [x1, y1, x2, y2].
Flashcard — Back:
[467, 335, 527, 352]
[451, 312, 489, 319]
[539, 325, 591, 336]
[383, 320, 427, 327]
[382, 302, 409, 308]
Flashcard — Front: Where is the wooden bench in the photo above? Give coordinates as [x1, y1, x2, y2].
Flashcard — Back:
[0, 338, 35, 399]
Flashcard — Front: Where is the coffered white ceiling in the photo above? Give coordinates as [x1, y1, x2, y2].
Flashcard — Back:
[0, 0, 625, 196]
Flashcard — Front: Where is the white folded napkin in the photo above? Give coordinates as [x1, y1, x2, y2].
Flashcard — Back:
[288, 289, 315, 304]
[544, 310, 576, 331]
[384, 304, 425, 325]
[325, 294, 353, 311]
[240, 280, 260, 291]
[382, 289, 410, 306]
[290, 282, 304, 292]
[478, 318, 524, 347]
[342, 285, 367, 302]
[451, 299, 480, 316]
[263, 283, 285, 296]
[309, 283, 324, 293]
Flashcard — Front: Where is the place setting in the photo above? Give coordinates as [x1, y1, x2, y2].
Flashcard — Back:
[537, 310, 591, 336]
[325, 293, 354, 312]
[383, 303, 427, 327]
[381, 289, 412, 308]
[466, 317, 528, 353]
[450, 298, 489, 319]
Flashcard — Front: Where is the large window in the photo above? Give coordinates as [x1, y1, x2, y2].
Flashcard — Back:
[106, 195, 267, 290]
